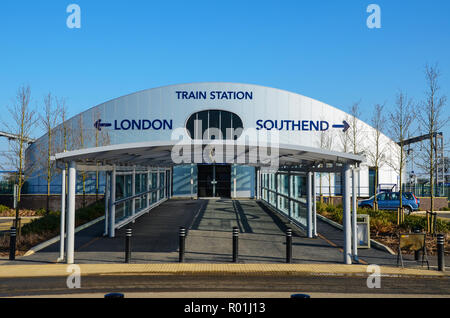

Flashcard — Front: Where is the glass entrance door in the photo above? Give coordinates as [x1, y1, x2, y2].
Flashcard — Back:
[197, 164, 231, 198]
[215, 165, 231, 198]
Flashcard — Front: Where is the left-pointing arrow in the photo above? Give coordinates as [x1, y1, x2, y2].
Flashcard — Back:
[94, 119, 112, 131]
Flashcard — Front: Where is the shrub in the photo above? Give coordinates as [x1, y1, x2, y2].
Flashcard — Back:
[21, 211, 60, 236]
[316, 201, 328, 213]
[330, 209, 343, 224]
[75, 200, 105, 227]
[21, 200, 105, 236]
[35, 208, 47, 216]
[319, 203, 450, 235]
[0, 205, 10, 214]
[370, 218, 395, 235]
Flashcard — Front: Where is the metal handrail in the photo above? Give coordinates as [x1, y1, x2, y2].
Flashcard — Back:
[113, 186, 165, 205]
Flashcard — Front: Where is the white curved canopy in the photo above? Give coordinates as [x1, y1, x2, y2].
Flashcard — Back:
[53, 140, 364, 171]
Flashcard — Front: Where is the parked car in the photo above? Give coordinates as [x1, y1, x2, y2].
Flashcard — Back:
[358, 192, 420, 215]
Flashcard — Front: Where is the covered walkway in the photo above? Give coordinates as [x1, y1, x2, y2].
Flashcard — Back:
[52, 141, 365, 265]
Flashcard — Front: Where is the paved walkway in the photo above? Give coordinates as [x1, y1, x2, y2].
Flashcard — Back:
[1, 199, 446, 270]
[0, 263, 446, 278]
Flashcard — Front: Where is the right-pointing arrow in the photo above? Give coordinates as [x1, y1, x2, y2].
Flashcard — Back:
[332, 120, 350, 132]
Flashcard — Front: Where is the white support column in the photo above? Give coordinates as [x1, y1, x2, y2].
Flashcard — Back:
[258, 168, 262, 200]
[104, 171, 109, 236]
[287, 172, 292, 221]
[255, 168, 259, 200]
[342, 164, 352, 265]
[313, 172, 317, 237]
[108, 165, 116, 238]
[190, 164, 194, 199]
[147, 168, 150, 208]
[58, 168, 66, 262]
[307, 171, 313, 238]
[157, 168, 161, 201]
[132, 167, 136, 215]
[288, 172, 293, 215]
[66, 161, 76, 264]
[352, 167, 358, 261]
[168, 168, 172, 199]
[171, 168, 173, 198]
[275, 173, 279, 210]
[233, 165, 237, 199]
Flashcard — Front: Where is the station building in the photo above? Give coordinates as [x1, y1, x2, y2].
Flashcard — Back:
[25, 83, 401, 264]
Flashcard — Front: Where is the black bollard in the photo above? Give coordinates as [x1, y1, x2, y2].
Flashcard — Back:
[105, 293, 124, 298]
[291, 294, 311, 299]
[232, 227, 239, 263]
[286, 228, 292, 263]
[179, 227, 186, 263]
[9, 227, 16, 261]
[125, 228, 132, 263]
[413, 228, 422, 261]
[437, 234, 445, 272]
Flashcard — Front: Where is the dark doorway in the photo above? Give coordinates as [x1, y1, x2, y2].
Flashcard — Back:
[198, 164, 231, 198]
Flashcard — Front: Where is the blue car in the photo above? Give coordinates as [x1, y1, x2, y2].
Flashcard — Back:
[358, 192, 420, 215]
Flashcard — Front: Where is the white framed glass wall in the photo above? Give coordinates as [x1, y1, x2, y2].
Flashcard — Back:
[261, 171, 308, 228]
[113, 168, 171, 227]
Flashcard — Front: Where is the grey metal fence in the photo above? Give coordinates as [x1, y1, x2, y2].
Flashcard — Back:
[402, 184, 450, 200]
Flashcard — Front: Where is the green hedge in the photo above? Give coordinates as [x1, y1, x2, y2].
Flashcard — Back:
[22, 200, 105, 236]
[0, 205, 10, 214]
[317, 202, 450, 233]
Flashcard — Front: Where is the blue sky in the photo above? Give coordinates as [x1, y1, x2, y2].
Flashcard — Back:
[0, 0, 449, 168]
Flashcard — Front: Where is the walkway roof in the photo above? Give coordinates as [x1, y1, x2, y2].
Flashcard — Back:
[52, 141, 365, 171]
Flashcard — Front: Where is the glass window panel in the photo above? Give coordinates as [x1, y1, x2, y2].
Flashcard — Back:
[142, 174, 148, 194]
[160, 172, 165, 188]
[209, 110, 220, 130]
[115, 202, 125, 223]
[125, 201, 132, 218]
[197, 111, 208, 139]
[135, 174, 140, 194]
[232, 113, 243, 130]
[186, 113, 196, 139]
[220, 111, 232, 139]
[125, 175, 132, 197]
[152, 173, 158, 189]
[116, 175, 125, 200]
[135, 197, 141, 212]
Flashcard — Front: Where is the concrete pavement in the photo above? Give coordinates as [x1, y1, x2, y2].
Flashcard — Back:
[1, 199, 447, 270]
[10, 292, 450, 298]
[0, 263, 447, 278]
[1, 199, 448, 298]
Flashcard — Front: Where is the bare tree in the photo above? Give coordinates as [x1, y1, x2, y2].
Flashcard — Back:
[349, 101, 365, 155]
[55, 97, 70, 155]
[366, 103, 388, 210]
[1, 85, 38, 229]
[416, 64, 448, 214]
[74, 114, 87, 207]
[72, 114, 93, 207]
[388, 91, 415, 224]
[39, 93, 61, 214]
[339, 113, 352, 153]
[317, 126, 334, 202]
[55, 97, 71, 202]
[92, 108, 111, 200]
